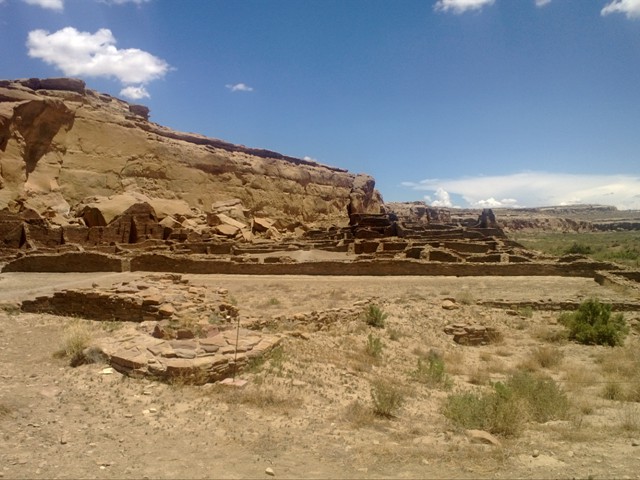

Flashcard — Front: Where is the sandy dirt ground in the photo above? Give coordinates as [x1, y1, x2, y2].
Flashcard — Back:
[1, 272, 640, 479]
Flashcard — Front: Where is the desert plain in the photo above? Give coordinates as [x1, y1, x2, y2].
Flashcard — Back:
[1, 270, 640, 479]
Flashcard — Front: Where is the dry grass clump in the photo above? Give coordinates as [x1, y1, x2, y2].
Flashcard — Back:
[596, 343, 640, 402]
[520, 345, 564, 371]
[53, 320, 94, 367]
[534, 325, 568, 344]
[343, 400, 377, 428]
[562, 364, 599, 392]
[454, 290, 475, 305]
[468, 368, 491, 386]
[616, 404, 640, 434]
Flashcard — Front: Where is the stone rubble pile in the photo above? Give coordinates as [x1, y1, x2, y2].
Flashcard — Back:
[444, 323, 501, 346]
[248, 301, 372, 331]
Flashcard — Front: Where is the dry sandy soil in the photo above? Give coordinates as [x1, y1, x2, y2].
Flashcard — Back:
[1, 272, 640, 479]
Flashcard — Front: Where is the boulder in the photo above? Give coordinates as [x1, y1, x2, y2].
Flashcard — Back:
[252, 217, 275, 233]
[128, 104, 150, 121]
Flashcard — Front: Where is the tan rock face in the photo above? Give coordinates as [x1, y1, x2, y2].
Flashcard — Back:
[0, 78, 383, 228]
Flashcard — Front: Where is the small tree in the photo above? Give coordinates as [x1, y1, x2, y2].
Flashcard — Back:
[559, 299, 628, 347]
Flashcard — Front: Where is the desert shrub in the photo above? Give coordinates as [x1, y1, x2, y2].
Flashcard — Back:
[410, 351, 452, 389]
[365, 333, 384, 359]
[370, 378, 404, 418]
[443, 389, 526, 437]
[503, 371, 569, 423]
[565, 242, 592, 255]
[443, 371, 568, 437]
[0, 403, 11, 418]
[559, 299, 628, 347]
[365, 304, 388, 328]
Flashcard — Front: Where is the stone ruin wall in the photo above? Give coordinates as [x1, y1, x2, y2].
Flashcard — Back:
[20, 274, 283, 383]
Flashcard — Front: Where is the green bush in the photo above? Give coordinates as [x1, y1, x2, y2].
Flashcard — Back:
[365, 304, 388, 328]
[442, 371, 569, 437]
[559, 299, 628, 347]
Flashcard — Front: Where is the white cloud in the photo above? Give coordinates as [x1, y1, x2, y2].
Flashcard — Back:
[404, 172, 640, 210]
[120, 85, 149, 100]
[424, 187, 455, 207]
[225, 83, 254, 92]
[26, 27, 170, 87]
[434, 0, 495, 14]
[601, 0, 640, 18]
[22, 0, 63, 10]
[535, 0, 552, 7]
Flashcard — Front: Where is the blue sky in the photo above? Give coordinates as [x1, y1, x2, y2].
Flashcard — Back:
[1, 0, 640, 209]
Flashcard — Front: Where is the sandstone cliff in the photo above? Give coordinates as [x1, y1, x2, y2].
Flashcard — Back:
[0, 78, 383, 228]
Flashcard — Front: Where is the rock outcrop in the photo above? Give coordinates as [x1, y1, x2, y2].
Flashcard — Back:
[0, 78, 383, 232]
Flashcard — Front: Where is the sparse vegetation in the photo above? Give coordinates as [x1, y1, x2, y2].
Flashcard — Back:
[514, 231, 640, 268]
[602, 381, 625, 401]
[410, 350, 452, 389]
[565, 242, 592, 255]
[525, 345, 564, 370]
[455, 290, 475, 305]
[559, 299, 629, 347]
[343, 400, 377, 428]
[365, 333, 384, 359]
[387, 327, 403, 341]
[443, 371, 569, 437]
[517, 306, 534, 318]
[365, 304, 388, 328]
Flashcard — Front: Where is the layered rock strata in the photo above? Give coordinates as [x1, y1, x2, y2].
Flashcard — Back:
[0, 78, 383, 236]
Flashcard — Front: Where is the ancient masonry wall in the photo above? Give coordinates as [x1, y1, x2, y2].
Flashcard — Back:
[2, 251, 621, 278]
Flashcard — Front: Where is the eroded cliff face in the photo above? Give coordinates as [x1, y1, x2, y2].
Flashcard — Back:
[0, 78, 383, 227]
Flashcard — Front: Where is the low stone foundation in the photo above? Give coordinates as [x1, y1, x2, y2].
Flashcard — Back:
[19, 274, 281, 383]
[21, 273, 237, 323]
[95, 327, 281, 383]
[444, 323, 502, 346]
